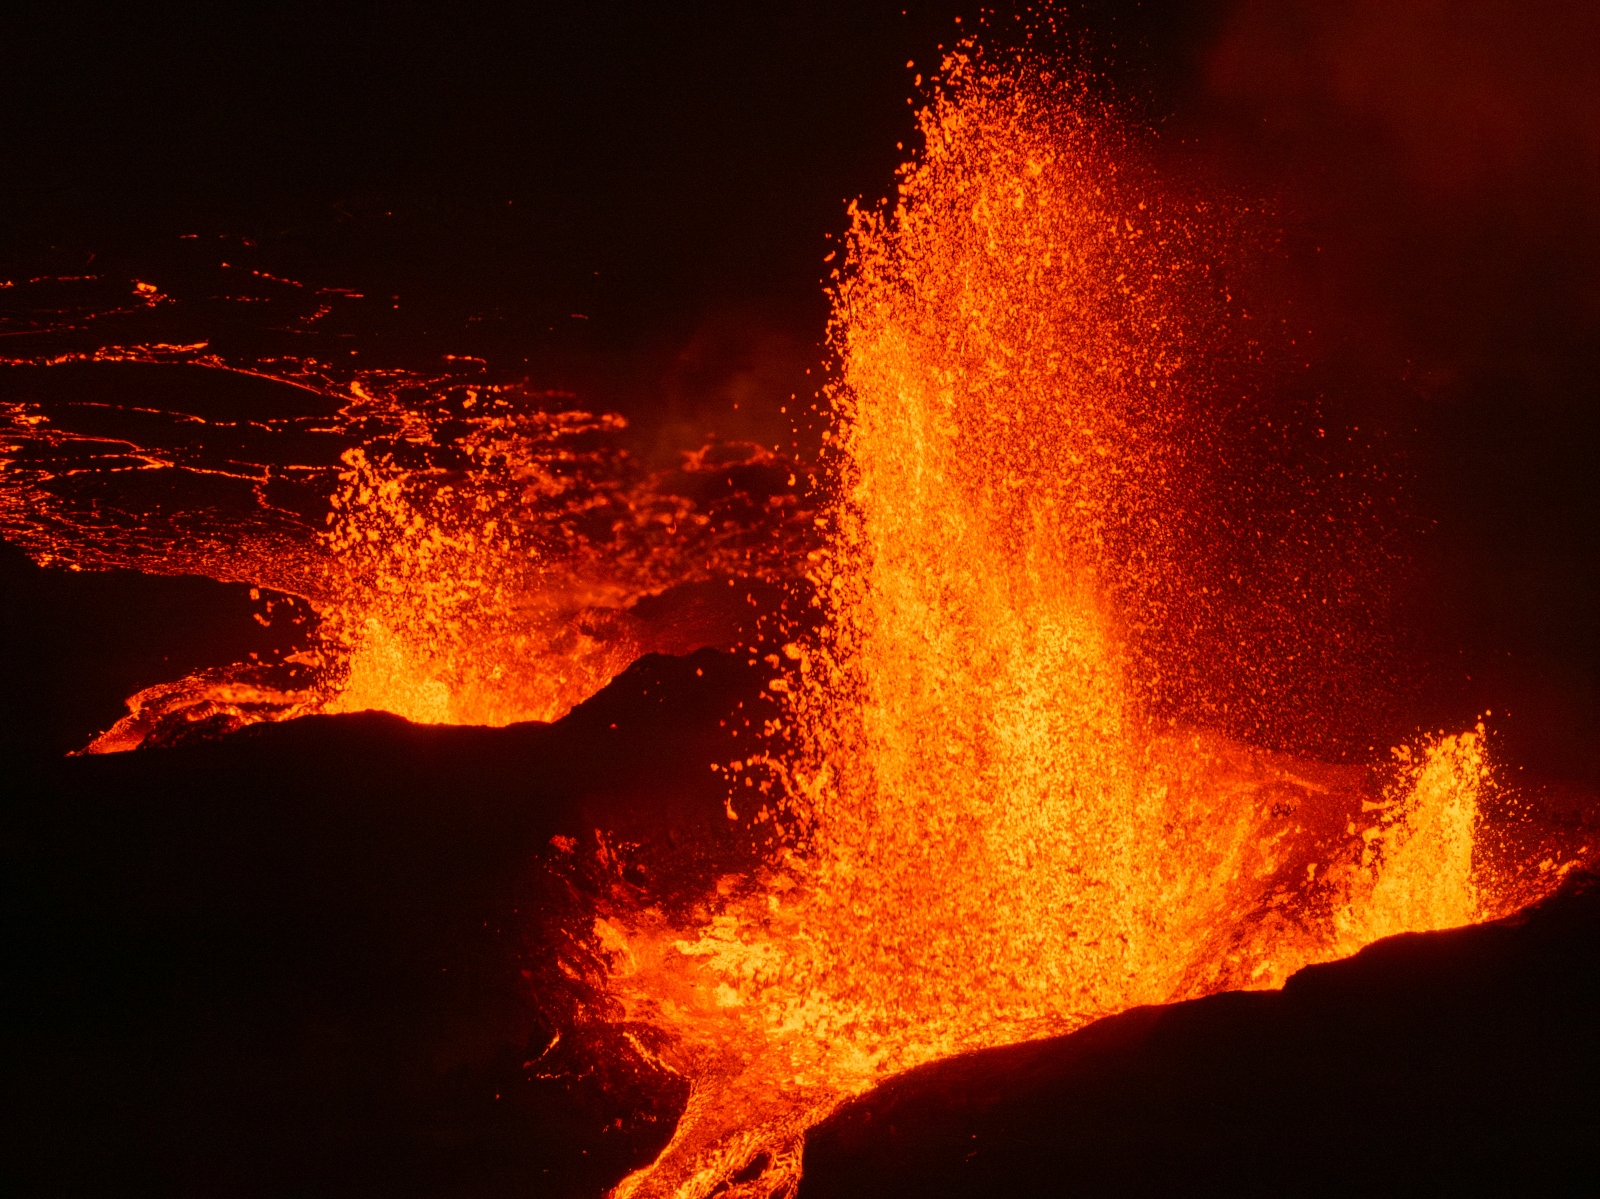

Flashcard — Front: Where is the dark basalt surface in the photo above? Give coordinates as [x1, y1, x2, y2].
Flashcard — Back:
[801, 872, 1600, 1197]
[1, 548, 775, 1198]
[0, 540, 303, 764]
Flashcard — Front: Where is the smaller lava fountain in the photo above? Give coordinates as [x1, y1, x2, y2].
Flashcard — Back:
[1, 355, 817, 750]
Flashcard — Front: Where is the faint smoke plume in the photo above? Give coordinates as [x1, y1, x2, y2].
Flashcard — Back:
[1204, 0, 1600, 374]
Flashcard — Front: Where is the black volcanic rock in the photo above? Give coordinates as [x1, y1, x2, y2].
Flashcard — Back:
[0, 637, 776, 1198]
[0, 540, 309, 763]
[800, 873, 1600, 1197]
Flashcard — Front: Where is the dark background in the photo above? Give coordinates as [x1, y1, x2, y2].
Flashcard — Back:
[3, 0, 1597, 782]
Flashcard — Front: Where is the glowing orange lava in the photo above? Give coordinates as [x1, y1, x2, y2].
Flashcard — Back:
[1, 355, 814, 749]
[592, 56, 1570, 1199]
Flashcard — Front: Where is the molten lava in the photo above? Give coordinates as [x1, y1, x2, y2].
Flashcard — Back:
[1, 356, 815, 747]
[590, 57, 1577, 1198]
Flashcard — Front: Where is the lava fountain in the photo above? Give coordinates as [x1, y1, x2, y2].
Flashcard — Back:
[596, 55, 1527, 1199]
